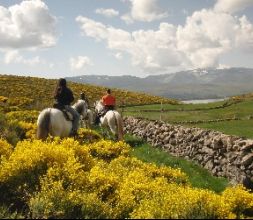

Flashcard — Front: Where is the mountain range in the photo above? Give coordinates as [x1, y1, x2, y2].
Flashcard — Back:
[66, 67, 253, 100]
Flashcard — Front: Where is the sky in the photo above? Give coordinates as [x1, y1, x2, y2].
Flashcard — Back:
[0, 0, 253, 79]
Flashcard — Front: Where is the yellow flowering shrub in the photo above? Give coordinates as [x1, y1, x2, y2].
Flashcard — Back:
[88, 160, 121, 202]
[130, 183, 236, 219]
[0, 138, 94, 200]
[29, 181, 109, 219]
[0, 96, 8, 103]
[222, 185, 253, 218]
[7, 97, 34, 108]
[107, 156, 189, 185]
[87, 140, 131, 162]
[0, 139, 13, 161]
[18, 121, 37, 140]
[0, 135, 253, 219]
[77, 128, 102, 144]
[0, 113, 23, 146]
[86, 156, 189, 218]
[6, 110, 39, 123]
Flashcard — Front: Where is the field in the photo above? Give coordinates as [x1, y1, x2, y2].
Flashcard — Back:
[123, 96, 253, 139]
[1, 75, 253, 218]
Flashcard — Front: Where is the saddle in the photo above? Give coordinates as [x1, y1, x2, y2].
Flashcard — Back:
[99, 105, 114, 117]
[53, 103, 73, 121]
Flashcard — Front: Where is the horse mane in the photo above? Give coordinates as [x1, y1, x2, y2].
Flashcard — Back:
[74, 100, 86, 115]
[94, 100, 104, 113]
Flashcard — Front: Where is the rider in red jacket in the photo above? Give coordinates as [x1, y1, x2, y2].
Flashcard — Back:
[95, 89, 116, 125]
[102, 89, 116, 111]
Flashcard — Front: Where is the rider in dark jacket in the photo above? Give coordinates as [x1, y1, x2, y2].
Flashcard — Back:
[54, 78, 79, 136]
[55, 86, 74, 106]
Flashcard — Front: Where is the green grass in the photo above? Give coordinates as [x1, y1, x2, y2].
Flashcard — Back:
[192, 119, 253, 139]
[124, 134, 229, 193]
[124, 99, 230, 111]
[123, 99, 253, 138]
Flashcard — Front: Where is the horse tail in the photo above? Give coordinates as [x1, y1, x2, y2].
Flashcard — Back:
[37, 109, 51, 140]
[115, 112, 124, 141]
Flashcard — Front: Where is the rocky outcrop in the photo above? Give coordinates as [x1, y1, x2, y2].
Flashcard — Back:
[123, 116, 253, 189]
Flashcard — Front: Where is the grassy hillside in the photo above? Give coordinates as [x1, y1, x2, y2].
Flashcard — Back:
[0, 74, 177, 111]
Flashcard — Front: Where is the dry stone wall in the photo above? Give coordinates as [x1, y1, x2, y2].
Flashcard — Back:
[123, 116, 253, 189]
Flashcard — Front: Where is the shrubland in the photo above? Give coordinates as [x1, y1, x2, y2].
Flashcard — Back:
[0, 74, 253, 218]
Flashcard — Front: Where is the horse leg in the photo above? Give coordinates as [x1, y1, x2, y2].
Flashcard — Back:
[86, 119, 90, 129]
[107, 122, 117, 141]
[88, 110, 94, 128]
[116, 115, 124, 141]
[108, 113, 123, 141]
[80, 118, 85, 128]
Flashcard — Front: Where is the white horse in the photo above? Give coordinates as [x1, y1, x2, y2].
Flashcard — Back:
[94, 100, 124, 141]
[37, 100, 88, 139]
[80, 108, 94, 129]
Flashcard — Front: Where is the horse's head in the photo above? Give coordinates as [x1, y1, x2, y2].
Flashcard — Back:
[94, 100, 104, 114]
[73, 100, 88, 117]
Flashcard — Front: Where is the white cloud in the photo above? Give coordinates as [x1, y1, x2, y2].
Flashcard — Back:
[214, 0, 253, 14]
[0, 0, 57, 50]
[76, 16, 109, 41]
[70, 56, 93, 71]
[177, 9, 253, 68]
[4, 50, 42, 66]
[76, 3, 253, 73]
[121, 13, 134, 24]
[114, 53, 123, 60]
[76, 16, 183, 73]
[95, 8, 119, 17]
[122, 0, 168, 23]
[236, 16, 253, 50]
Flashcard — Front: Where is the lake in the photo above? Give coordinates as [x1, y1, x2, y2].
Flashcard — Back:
[181, 98, 227, 104]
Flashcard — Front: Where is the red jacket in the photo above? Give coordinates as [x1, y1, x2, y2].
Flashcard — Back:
[102, 94, 115, 106]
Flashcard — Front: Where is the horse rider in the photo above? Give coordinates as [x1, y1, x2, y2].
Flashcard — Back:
[95, 88, 116, 125]
[102, 88, 116, 111]
[80, 92, 89, 108]
[53, 78, 80, 136]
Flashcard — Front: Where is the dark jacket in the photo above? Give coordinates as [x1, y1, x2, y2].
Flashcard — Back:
[54, 87, 74, 106]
